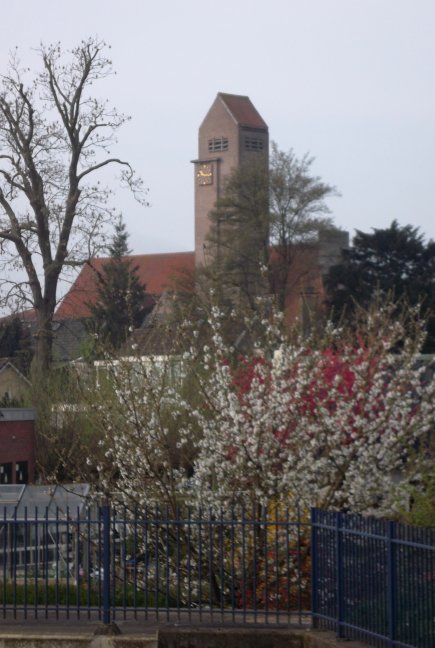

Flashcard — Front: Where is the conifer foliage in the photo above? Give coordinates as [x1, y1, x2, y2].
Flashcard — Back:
[87, 219, 149, 348]
[326, 221, 435, 350]
[0, 317, 34, 376]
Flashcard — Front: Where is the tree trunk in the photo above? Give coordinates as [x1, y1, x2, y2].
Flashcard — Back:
[31, 302, 54, 377]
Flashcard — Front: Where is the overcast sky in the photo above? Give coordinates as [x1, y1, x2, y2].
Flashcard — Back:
[2, 0, 435, 256]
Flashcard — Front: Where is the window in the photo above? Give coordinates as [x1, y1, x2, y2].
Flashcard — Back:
[208, 137, 228, 152]
[244, 136, 264, 151]
[16, 461, 29, 485]
[0, 462, 12, 484]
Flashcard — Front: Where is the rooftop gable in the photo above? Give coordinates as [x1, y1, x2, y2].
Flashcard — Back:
[55, 251, 195, 319]
[218, 93, 268, 130]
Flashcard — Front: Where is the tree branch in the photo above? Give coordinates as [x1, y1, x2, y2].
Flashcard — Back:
[77, 158, 131, 181]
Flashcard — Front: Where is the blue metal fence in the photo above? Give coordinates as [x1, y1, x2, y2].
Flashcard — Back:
[0, 505, 310, 623]
[311, 509, 435, 648]
[0, 505, 433, 648]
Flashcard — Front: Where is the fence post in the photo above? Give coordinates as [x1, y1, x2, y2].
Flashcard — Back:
[387, 521, 397, 648]
[336, 512, 345, 639]
[103, 505, 111, 625]
[310, 508, 318, 629]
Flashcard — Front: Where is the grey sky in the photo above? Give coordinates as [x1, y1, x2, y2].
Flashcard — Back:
[2, 0, 435, 256]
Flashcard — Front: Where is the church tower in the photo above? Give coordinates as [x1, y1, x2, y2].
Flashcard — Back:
[192, 93, 268, 267]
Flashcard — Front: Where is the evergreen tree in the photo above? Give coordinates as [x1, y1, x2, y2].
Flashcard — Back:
[87, 221, 150, 348]
[0, 317, 34, 375]
[108, 217, 131, 258]
[326, 220, 435, 351]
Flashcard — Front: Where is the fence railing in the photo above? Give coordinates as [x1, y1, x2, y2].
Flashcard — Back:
[312, 509, 435, 648]
[0, 506, 311, 624]
[0, 506, 434, 648]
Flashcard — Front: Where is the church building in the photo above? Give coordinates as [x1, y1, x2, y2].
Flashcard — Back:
[56, 93, 347, 335]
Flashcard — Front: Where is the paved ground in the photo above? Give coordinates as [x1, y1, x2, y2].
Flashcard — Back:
[0, 612, 310, 636]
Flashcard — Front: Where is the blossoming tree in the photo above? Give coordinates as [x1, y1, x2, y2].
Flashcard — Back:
[88, 299, 435, 517]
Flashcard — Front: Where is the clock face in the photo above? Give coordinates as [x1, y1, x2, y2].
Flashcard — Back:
[197, 164, 213, 185]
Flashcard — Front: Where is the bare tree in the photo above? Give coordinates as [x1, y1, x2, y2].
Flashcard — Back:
[269, 142, 338, 311]
[0, 38, 146, 374]
[205, 142, 338, 312]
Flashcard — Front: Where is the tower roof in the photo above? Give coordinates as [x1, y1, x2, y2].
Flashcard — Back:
[218, 93, 268, 130]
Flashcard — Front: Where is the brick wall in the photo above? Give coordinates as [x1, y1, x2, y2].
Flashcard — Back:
[194, 95, 268, 268]
[0, 409, 36, 484]
[194, 97, 239, 267]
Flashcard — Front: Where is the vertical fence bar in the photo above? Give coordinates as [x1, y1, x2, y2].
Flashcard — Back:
[253, 506, 258, 624]
[220, 508, 224, 623]
[55, 507, 59, 619]
[97, 506, 102, 620]
[310, 508, 318, 629]
[145, 507, 149, 621]
[165, 506, 170, 621]
[2, 507, 6, 619]
[387, 520, 396, 648]
[123, 505, 127, 620]
[274, 507, 279, 622]
[155, 506, 159, 620]
[12, 507, 17, 619]
[176, 506, 180, 622]
[336, 512, 344, 639]
[86, 507, 91, 620]
[209, 508, 213, 621]
[187, 507, 191, 622]
[285, 509, 290, 624]
[111, 508, 116, 622]
[133, 506, 137, 620]
[230, 507, 235, 623]
[76, 506, 80, 620]
[242, 506, 246, 623]
[66, 506, 70, 620]
[264, 507, 268, 624]
[24, 507, 28, 620]
[35, 507, 39, 619]
[297, 508, 302, 625]
[428, 529, 434, 648]
[198, 507, 202, 622]
[102, 505, 111, 625]
[44, 507, 49, 619]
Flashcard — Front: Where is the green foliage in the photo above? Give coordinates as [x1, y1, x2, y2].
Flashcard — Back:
[0, 317, 34, 376]
[326, 220, 435, 351]
[86, 223, 150, 349]
[402, 472, 435, 528]
[87, 258, 150, 349]
[109, 216, 131, 259]
[0, 393, 25, 408]
[29, 368, 103, 483]
[0, 579, 167, 607]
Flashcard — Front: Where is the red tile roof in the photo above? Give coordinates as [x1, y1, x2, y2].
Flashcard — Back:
[55, 252, 195, 319]
[0, 309, 37, 324]
[218, 93, 268, 130]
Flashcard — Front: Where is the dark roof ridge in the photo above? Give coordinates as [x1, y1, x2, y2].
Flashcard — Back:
[89, 250, 194, 262]
[218, 92, 250, 99]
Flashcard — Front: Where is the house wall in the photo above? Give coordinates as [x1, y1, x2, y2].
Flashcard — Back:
[0, 366, 28, 401]
[0, 409, 36, 484]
